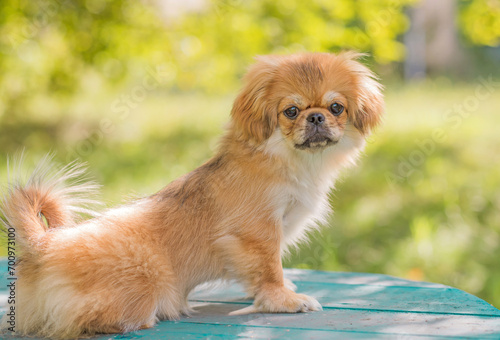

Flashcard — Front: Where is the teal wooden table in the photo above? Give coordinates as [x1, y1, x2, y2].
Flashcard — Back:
[1, 266, 499, 339]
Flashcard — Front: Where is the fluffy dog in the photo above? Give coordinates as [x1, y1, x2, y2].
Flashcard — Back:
[0, 52, 384, 338]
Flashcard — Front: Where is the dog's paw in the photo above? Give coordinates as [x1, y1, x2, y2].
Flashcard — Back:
[256, 289, 322, 313]
[229, 286, 321, 315]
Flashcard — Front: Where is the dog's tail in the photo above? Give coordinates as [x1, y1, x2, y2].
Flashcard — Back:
[0, 154, 101, 253]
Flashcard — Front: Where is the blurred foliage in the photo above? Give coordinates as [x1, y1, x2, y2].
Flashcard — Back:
[460, 0, 500, 46]
[175, 0, 416, 92]
[0, 0, 419, 106]
[1, 0, 500, 310]
[1, 0, 499, 105]
[0, 0, 175, 121]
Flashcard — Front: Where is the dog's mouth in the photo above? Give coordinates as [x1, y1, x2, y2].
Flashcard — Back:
[294, 128, 339, 150]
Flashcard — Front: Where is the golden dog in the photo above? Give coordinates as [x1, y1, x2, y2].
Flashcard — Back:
[0, 52, 384, 338]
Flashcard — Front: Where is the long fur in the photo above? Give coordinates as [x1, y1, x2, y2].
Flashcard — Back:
[0, 52, 384, 339]
[0, 154, 101, 249]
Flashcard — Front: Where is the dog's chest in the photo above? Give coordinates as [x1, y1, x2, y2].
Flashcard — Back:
[280, 177, 333, 246]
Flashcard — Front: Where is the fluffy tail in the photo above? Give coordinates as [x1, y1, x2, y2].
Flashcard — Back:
[0, 154, 101, 253]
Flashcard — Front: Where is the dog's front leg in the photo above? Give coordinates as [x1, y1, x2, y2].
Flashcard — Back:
[217, 223, 322, 315]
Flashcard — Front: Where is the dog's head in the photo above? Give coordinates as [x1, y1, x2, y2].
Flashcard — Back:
[230, 52, 384, 152]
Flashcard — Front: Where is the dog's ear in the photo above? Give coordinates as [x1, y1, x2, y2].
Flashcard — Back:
[343, 53, 385, 135]
[231, 56, 280, 143]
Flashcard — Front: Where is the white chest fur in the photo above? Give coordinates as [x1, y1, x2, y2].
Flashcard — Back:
[281, 176, 332, 248]
[263, 128, 365, 251]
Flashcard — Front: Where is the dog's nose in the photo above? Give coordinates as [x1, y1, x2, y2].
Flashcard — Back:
[307, 113, 325, 126]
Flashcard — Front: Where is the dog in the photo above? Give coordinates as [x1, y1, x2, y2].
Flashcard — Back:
[0, 52, 384, 338]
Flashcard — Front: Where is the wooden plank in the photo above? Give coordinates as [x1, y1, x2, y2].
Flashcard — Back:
[191, 279, 500, 316]
[167, 302, 500, 338]
[2, 322, 466, 340]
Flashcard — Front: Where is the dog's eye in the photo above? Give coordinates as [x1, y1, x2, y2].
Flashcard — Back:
[284, 106, 299, 119]
[330, 102, 344, 116]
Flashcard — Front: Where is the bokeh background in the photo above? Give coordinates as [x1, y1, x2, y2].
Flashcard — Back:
[1, 0, 500, 307]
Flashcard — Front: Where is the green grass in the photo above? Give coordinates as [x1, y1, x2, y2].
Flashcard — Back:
[1, 78, 500, 308]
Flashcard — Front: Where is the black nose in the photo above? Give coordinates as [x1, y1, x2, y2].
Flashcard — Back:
[307, 113, 325, 126]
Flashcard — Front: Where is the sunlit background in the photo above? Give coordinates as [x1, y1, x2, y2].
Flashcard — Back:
[1, 0, 499, 307]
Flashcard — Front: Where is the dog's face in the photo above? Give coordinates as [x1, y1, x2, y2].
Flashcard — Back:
[275, 83, 349, 152]
[230, 52, 384, 152]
